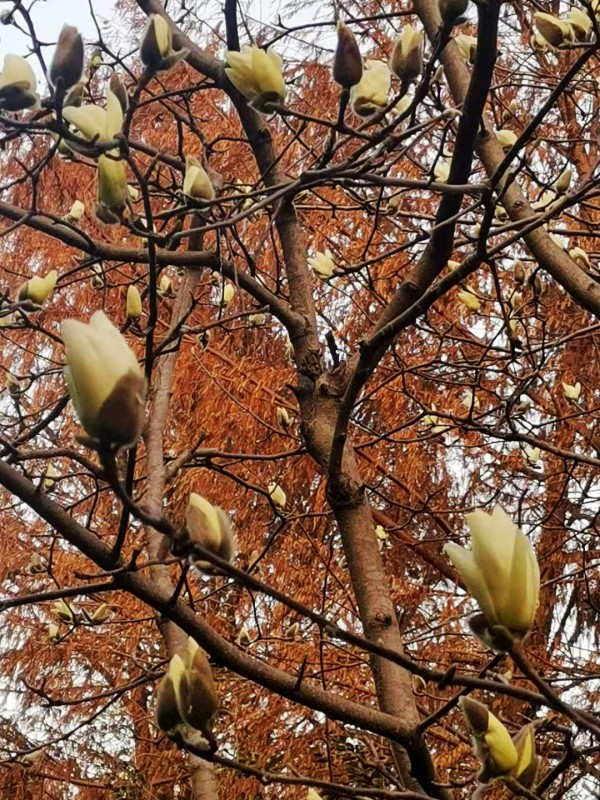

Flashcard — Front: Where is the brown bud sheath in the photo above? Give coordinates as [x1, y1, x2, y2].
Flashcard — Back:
[155, 674, 182, 733]
[93, 372, 147, 447]
[49, 25, 84, 91]
[179, 646, 219, 738]
[333, 23, 363, 88]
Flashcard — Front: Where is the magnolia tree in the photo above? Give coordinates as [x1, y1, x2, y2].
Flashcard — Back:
[1, 0, 600, 797]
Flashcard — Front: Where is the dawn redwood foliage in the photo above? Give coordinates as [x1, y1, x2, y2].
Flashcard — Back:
[1, 1, 600, 799]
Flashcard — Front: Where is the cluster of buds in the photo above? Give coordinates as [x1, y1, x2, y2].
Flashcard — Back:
[185, 493, 236, 569]
[61, 310, 147, 450]
[155, 637, 219, 743]
[459, 697, 539, 786]
[444, 506, 540, 650]
[225, 45, 286, 114]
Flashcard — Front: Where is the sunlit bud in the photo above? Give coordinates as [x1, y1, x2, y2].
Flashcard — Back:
[186, 492, 235, 566]
[89, 603, 110, 624]
[127, 184, 140, 202]
[333, 22, 363, 88]
[67, 200, 85, 221]
[183, 155, 215, 202]
[5, 372, 21, 396]
[513, 260, 526, 284]
[350, 60, 390, 116]
[389, 24, 424, 82]
[18, 270, 58, 305]
[233, 626, 251, 648]
[533, 12, 573, 48]
[307, 790, 325, 800]
[375, 524, 388, 541]
[569, 247, 591, 269]
[494, 128, 517, 150]
[444, 506, 539, 641]
[447, 259, 460, 271]
[221, 284, 235, 306]
[140, 14, 189, 72]
[96, 154, 128, 221]
[44, 464, 58, 490]
[562, 381, 581, 402]
[89, 47, 103, 70]
[454, 34, 477, 64]
[268, 482, 286, 512]
[49, 25, 84, 92]
[438, 0, 469, 24]
[565, 8, 592, 39]
[0, 54, 39, 110]
[524, 445, 540, 465]
[61, 310, 147, 448]
[287, 621, 300, 639]
[158, 275, 172, 296]
[461, 390, 480, 410]
[459, 697, 518, 780]
[248, 313, 266, 326]
[47, 623, 60, 643]
[511, 724, 539, 788]
[52, 599, 74, 624]
[225, 45, 286, 114]
[177, 639, 219, 736]
[457, 289, 480, 311]
[155, 653, 186, 734]
[126, 285, 143, 320]
[63, 103, 109, 141]
[276, 405, 291, 428]
[530, 32, 548, 51]
[554, 168, 572, 194]
[433, 159, 450, 182]
[494, 204, 508, 222]
[308, 249, 335, 280]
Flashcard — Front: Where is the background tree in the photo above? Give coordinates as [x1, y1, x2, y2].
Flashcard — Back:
[1, 0, 600, 799]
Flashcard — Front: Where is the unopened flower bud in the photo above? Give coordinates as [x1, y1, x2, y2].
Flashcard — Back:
[268, 482, 286, 511]
[459, 697, 518, 780]
[140, 14, 189, 72]
[389, 24, 424, 82]
[52, 599, 74, 624]
[0, 54, 39, 111]
[18, 270, 58, 305]
[126, 285, 143, 320]
[186, 493, 236, 567]
[49, 25, 84, 92]
[183, 155, 215, 202]
[225, 45, 286, 114]
[533, 12, 573, 48]
[333, 22, 363, 88]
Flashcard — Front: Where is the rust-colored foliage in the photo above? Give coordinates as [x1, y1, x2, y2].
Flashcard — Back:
[1, 1, 600, 799]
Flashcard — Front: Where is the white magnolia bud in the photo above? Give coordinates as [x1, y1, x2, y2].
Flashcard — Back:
[126, 285, 143, 320]
[350, 60, 390, 117]
[140, 14, 189, 72]
[389, 25, 424, 82]
[268, 482, 286, 511]
[308, 249, 335, 280]
[225, 45, 286, 114]
[18, 270, 58, 305]
[0, 54, 39, 110]
[183, 155, 215, 202]
[186, 493, 235, 566]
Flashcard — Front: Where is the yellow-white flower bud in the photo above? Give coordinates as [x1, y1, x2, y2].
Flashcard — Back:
[18, 270, 58, 305]
[276, 405, 291, 428]
[454, 34, 477, 64]
[67, 199, 85, 221]
[96, 153, 128, 222]
[524, 445, 541, 465]
[225, 45, 286, 114]
[307, 790, 325, 800]
[562, 381, 581, 401]
[565, 8, 592, 39]
[438, 0, 469, 24]
[221, 284, 235, 306]
[375, 524, 388, 541]
[48, 623, 60, 642]
[90, 603, 109, 624]
[183, 155, 215, 201]
[459, 697, 518, 780]
[457, 289, 480, 311]
[494, 128, 517, 150]
[308, 249, 335, 280]
[140, 14, 189, 72]
[350, 60, 390, 117]
[43, 464, 58, 490]
[434, 159, 451, 182]
[126, 285, 143, 320]
[444, 506, 540, 640]
[52, 599, 74, 624]
[248, 313, 266, 326]
[0, 54, 39, 110]
[333, 22, 362, 88]
[268, 482, 286, 512]
[176, 639, 219, 736]
[569, 247, 591, 269]
[49, 25, 84, 92]
[553, 168, 572, 194]
[61, 310, 147, 448]
[511, 724, 539, 788]
[155, 653, 186, 734]
[389, 24, 424, 82]
[158, 275, 172, 297]
[533, 12, 573, 48]
[186, 492, 235, 566]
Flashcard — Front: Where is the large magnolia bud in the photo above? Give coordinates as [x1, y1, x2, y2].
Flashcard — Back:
[126, 285, 143, 320]
[459, 697, 518, 781]
[155, 653, 186, 734]
[389, 25, 424, 82]
[332, 22, 362, 88]
[186, 493, 235, 567]
[511, 724, 539, 788]
[225, 45, 286, 114]
[140, 14, 189, 72]
[18, 270, 58, 305]
[533, 12, 573, 48]
[96, 153, 128, 223]
[183, 155, 215, 201]
[350, 60, 390, 117]
[61, 310, 147, 448]
[177, 638, 219, 736]
[0, 54, 39, 111]
[49, 25, 84, 92]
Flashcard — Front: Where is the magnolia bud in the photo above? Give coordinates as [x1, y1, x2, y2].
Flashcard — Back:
[225, 45, 286, 114]
[67, 200, 85, 221]
[48, 623, 60, 642]
[0, 54, 40, 110]
[221, 284, 234, 306]
[52, 599, 74, 624]
[375, 524, 388, 541]
[457, 289, 480, 311]
[43, 464, 57, 491]
[155, 653, 186, 734]
[96, 154, 128, 220]
[307, 790, 325, 800]
[389, 25, 424, 82]
[178, 639, 219, 737]
[158, 275, 173, 297]
[333, 22, 363, 88]
[562, 381, 581, 402]
[18, 270, 58, 305]
[533, 12, 573, 48]
[438, 0, 469, 24]
[460, 697, 519, 781]
[494, 128, 517, 150]
[186, 493, 236, 567]
[512, 724, 539, 788]
[183, 155, 215, 201]
[140, 14, 189, 72]
[126, 285, 143, 320]
[268, 482, 286, 512]
[89, 603, 110, 624]
[554, 168, 572, 194]
[236, 626, 251, 647]
[49, 25, 84, 92]
[276, 406, 291, 428]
